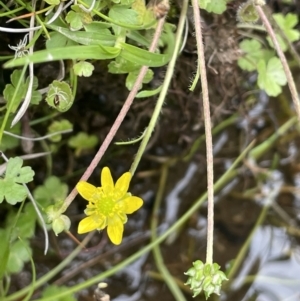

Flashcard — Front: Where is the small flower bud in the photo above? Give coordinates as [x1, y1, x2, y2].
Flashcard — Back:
[52, 215, 71, 236]
[237, 0, 259, 24]
[185, 260, 228, 299]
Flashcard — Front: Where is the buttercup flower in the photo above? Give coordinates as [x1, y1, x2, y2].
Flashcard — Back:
[76, 167, 143, 245]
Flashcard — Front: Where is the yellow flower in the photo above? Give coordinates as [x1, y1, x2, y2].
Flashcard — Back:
[76, 167, 143, 245]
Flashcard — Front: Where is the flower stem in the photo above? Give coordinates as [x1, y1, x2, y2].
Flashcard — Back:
[191, 0, 214, 264]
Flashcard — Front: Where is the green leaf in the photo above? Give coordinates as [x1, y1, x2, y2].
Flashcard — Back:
[5, 45, 120, 68]
[120, 42, 169, 67]
[0, 115, 21, 151]
[198, 0, 211, 7]
[108, 56, 141, 74]
[29, 76, 42, 104]
[257, 57, 287, 97]
[73, 61, 95, 77]
[46, 31, 77, 49]
[3, 70, 26, 113]
[132, 0, 148, 24]
[0, 157, 34, 205]
[34, 176, 69, 207]
[238, 39, 274, 71]
[42, 285, 76, 301]
[47, 24, 116, 47]
[68, 132, 98, 156]
[44, 0, 60, 4]
[267, 13, 300, 51]
[47, 119, 73, 142]
[109, 5, 139, 25]
[45, 80, 74, 112]
[127, 30, 151, 47]
[84, 21, 112, 32]
[126, 68, 153, 90]
[5, 157, 34, 183]
[0, 179, 27, 204]
[6, 239, 32, 274]
[199, 0, 227, 14]
[3, 70, 41, 112]
[121, 0, 135, 4]
[136, 85, 162, 98]
[11, 203, 37, 240]
[65, 5, 93, 31]
[274, 13, 300, 41]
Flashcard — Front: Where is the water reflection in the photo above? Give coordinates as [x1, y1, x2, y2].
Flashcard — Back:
[233, 226, 300, 301]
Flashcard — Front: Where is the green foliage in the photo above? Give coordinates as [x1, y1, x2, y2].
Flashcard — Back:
[199, 0, 227, 14]
[257, 57, 287, 97]
[34, 176, 68, 207]
[109, 5, 139, 25]
[42, 285, 76, 301]
[0, 1, 298, 299]
[34, 177, 69, 236]
[3, 70, 41, 113]
[126, 68, 153, 90]
[10, 203, 37, 240]
[44, 0, 60, 4]
[0, 202, 38, 277]
[0, 115, 21, 151]
[238, 36, 288, 96]
[0, 157, 34, 205]
[73, 60, 95, 77]
[267, 13, 300, 51]
[66, 5, 93, 31]
[238, 39, 273, 71]
[68, 132, 98, 156]
[6, 239, 32, 274]
[47, 119, 73, 142]
[45, 80, 74, 112]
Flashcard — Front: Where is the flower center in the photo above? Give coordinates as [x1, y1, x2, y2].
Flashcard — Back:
[96, 195, 116, 216]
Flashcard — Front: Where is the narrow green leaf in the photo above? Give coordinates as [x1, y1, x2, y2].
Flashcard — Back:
[136, 85, 162, 98]
[47, 24, 116, 46]
[109, 5, 140, 25]
[4, 45, 120, 68]
[120, 43, 169, 67]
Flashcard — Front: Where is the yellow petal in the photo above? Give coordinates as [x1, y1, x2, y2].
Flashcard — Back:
[101, 167, 114, 194]
[76, 182, 97, 201]
[115, 172, 131, 197]
[78, 215, 106, 234]
[117, 211, 128, 224]
[78, 216, 99, 233]
[122, 196, 143, 214]
[107, 218, 124, 245]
